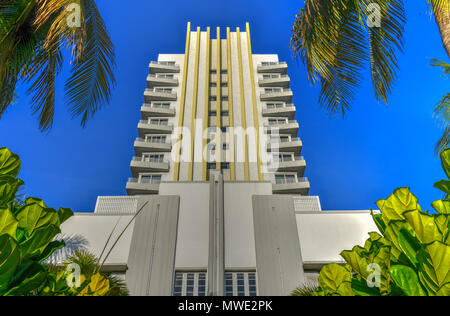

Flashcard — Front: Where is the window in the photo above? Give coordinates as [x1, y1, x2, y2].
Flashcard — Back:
[152, 102, 171, 109]
[220, 70, 228, 74]
[209, 111, 217, 116]
[139, 175, 161, 184]
[261, 61, 278, 66]
[221, 127, 228, 133]
[221, 82, 228, 87]
[160, 61, 176, 66]
[172, 272, 207, 296]
[209, 82, 217, 87]
[221, 111, 229, 117]
[263, 74, 280, 79]
[143, 154, 164, 163]
[154, 88, 173, 93]
[149, 118, 169, 126]
[209, 96, 217, 101]
[268, 118, 287, 125]
[207, 163, 216, 170]
[224, 272, 257, 296]
[264, 88, 282, 94]
[266, 103, 284, 109]
[221, 163, 230, 169]
[275, 174, 296, 184]
[156, 74, 174, 79]
[274, 154, 293, 162]
[210, 70, 217, 74]
[221, 96, 228, 102]
[222, 143, 229, 150]
[146, 135, 167, 143]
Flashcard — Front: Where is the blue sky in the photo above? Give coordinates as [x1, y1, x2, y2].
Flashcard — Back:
[0, 0, 448, 212]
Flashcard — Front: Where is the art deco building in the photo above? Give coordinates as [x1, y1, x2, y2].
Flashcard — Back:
[60, 23, 378, 296]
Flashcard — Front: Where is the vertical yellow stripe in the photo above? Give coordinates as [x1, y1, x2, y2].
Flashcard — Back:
[202, 27, 211, 181]
[173, 22, 191, 181]
[216, 27, 222, 171]
[227, 27, 235, 181]
[236, 27, 250, 181]
[188, 27, 201, 181]
[246, 23, 263, 181]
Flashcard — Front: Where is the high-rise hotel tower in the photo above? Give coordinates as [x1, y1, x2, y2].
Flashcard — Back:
[59, 24, 378, 296]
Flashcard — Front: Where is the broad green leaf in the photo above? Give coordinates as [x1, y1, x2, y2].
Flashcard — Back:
[376, 188, 421, 224]
[0, 234, 20, 293]
[436, 283, 450, 296]
[434, 180, 450, 195]
[4, 262, 47, 296]
[57, 207, 73, 224]
[0, 208, 18, 237]
[15, 201, 60, 236]
[36, 240, 65, 263]
[19, 224, 61, 259]
[434, 214, 449, 240]
[397, 227, 421, 269]
[318, 263, 351, 294]
[390, 265, 427, 296]
[383, 220, 410, 253]
[371, 211, 386, 235]
[341, 246, 370, 279]
[78, 273, 110, 296]
[350, 277, 380, 296]
[0, 176, 23, 207]
[417, 241, 450, 295]
[403, 210, 442, 244]
[431, 200, 450, 214]
[0, 148, 21, 177]
[439, 149, 450, 179]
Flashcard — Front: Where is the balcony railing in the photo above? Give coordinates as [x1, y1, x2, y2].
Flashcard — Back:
[135, 137, 170, 145]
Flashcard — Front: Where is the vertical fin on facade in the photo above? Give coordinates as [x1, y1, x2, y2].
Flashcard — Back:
[173, 22, 191, 181]
[215, 27, 222, 171]
[202, 27, 211, 181]
[246, 22, 263, 181]
[188, 27, 201, 181]
[236, 27, 250, 180]
[226, 27, 236, 180]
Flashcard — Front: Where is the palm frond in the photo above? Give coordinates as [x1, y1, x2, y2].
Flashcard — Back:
[291, 0, 406, 115]
[291, 283, 318, 296]
[435, 126, 450, 155]
[64, 0, 116, 127]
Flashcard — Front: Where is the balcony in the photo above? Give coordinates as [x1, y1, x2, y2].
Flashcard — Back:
[260, 88, 293, 103]
[258, 75, 290, 88]
[272, 177, 310, 195]
[126, 178, 160, 195]
[137, 120, 173, 138]
[267, 138, 303, 155]
[130, 157, 169, 177]
[262, 104, 296, 119]
[269, 157, 306, 177]
[149, 61, 180, 74]
[146, 74, 179, 88]
[257, 62, 287, 74]
[144, 88, 177, 103]
[134, 138, 172, 155]
[141, 104, 176, 119]
[264, 120, 299, 137]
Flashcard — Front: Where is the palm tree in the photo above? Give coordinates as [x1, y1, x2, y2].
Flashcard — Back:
[291, 283, 318, 296]
[46, 249, 129, 296]
[291, 0, 449, 116]
[0, 0, 115, 131]
[431, 59, 450, 153]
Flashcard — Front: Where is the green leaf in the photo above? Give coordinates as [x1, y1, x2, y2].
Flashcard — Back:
[19, 224, 61, 259]
[0, 148, 21, 177]
[431, 200, 450, 214]
[0, 175, 23, 207]
[403, 210, 443, 244]
[15, 200, 60, 236]
[318, 263, 352, 295]
[417, 241, 450, 295]
[371, 211, 386, 235]
[36, 240, 65, 263]
[350, 277, 380, 296]
[390, 265, 427, 296]
[434, 180, 450, 195]
[0, 234, 20, 293]
[439, 148, 450, 179]
[376, 188, 421, 224]
[57, 207, 73, 224]
[4, 262, 47, 295]
[397, 227, 421, 269]
[0, 207, 18, 237]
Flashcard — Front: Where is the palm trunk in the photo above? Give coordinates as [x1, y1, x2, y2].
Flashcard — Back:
[433, 5, 450, 59]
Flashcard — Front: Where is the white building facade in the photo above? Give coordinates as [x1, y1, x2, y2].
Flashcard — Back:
[60, 23, 379, 296]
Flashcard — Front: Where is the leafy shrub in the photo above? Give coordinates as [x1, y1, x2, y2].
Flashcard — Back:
[312, 149, 450, 296]
[0, 147, 111, 296]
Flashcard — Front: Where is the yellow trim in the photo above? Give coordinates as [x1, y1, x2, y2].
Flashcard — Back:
[216, 27, 222, 171]
[202, 27, 211, 181]
[236, 27, 250, 181]
[187, 27, 201, 181]
[173, 22, 191, 181]
[227, 27, 235, 181]
[246, 23, 263, 181]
